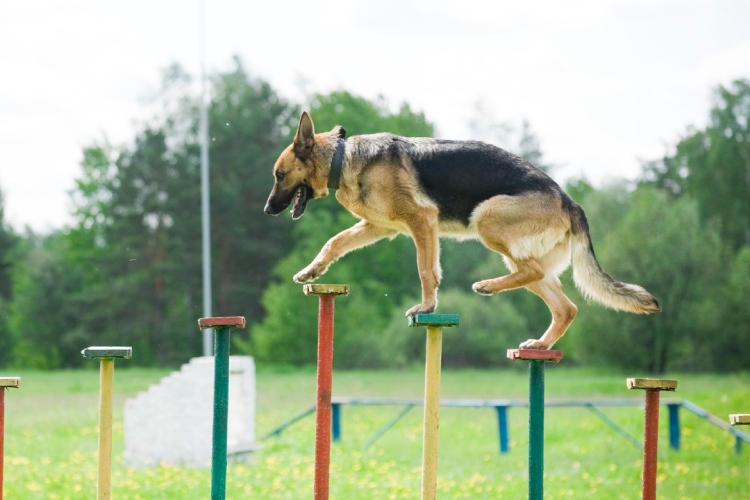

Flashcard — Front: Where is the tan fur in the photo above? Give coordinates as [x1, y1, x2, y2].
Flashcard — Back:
[266, 112, 659, 350]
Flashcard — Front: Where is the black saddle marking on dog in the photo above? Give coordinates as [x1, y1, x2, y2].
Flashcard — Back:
[411, 140, 560, 225]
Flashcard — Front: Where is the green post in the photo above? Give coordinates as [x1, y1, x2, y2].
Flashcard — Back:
[508, 349, 563, 500]
[529, 360, 545, 499]
[82, 346, 132, 500]
[198, 316, 246, 500]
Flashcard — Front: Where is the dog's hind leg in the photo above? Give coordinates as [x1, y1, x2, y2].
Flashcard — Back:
[293, 220, 396, 283]
[519, 277, 578, 350]
[471, 256, 545, 295]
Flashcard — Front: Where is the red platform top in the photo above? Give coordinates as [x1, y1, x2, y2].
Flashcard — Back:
[198, 316, 246, 330]
[507, 349, 564, 363]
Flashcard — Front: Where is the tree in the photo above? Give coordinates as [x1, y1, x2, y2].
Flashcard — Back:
[643, 79, 750, 250]
[568, 187, 727, 373]
[0, 189, 20, 366]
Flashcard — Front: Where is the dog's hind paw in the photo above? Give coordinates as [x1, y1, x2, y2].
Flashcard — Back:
[519, 339, 549, 350]
[472, 281, 494, 296]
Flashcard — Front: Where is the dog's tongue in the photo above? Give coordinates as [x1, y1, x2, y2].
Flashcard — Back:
[292, 185, 309, 219]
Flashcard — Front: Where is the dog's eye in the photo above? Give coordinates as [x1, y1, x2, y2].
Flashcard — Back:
[275, 171, 285, 181]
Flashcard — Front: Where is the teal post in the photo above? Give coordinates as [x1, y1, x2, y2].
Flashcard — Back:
[528, 361, 545, 500]
[508, 349, 563, 500]
[198, 316, 246, 500]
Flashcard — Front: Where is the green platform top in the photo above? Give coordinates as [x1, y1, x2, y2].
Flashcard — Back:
[626, 378, 677, 391]
[730, 414, 750, 426]
[81, 346, 133, 359]
[0, 377, 21, 388]
[408, 313, 460, 328]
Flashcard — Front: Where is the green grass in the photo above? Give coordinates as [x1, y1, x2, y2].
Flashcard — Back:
[2, 367, 749, 499]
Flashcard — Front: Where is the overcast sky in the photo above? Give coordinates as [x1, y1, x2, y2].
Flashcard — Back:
[2, 0, 749, 232]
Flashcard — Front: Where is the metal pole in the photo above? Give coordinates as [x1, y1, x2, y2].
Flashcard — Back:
[528, 360, 545, 500]
[409, 313, 459, 500]
[626, 378, 677, 500]
[199, 0, 213, 357]
[197, 316, 246, 500]
[303, 284, 349, 500]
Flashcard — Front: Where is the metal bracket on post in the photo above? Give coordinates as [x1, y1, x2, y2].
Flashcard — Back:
[409, 313, 459, 500]
[0, 377, 20, 500]
[507, 348, 563, 500]
[198, 316, 247, 500]
[627, 378, 677, 500]
[303, 284, 349, 500]
[82, 346, 132, 500]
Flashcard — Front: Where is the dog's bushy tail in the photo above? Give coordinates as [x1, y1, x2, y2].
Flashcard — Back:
[568, 202, 661, 314]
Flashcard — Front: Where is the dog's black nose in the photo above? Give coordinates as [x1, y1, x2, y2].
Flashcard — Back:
[264, 203, 274, 215]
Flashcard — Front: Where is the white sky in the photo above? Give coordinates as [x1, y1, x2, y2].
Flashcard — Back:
[2, 0, 749, 232]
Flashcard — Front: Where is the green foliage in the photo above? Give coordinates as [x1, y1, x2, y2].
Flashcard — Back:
[568, 187, 727, 373]
[644, 79, 750, 250]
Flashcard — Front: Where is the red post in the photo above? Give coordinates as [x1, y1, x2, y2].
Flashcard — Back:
[304, 284, 349, 500]
[627, 378, 677, 500]
[1, 389, 5, 500]
[315, 295, 335, 500]
[642, 390, 660, 500]
[0, 378, 20, 500]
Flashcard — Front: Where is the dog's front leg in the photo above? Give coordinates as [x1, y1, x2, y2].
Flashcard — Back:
[293, 220, 396, 283]
[405, 213, 441, 317]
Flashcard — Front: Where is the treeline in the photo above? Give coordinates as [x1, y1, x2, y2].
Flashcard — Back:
[0, 60, 747, 373]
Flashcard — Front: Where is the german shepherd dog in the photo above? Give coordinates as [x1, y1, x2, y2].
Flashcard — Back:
[264, 112, 660, 349]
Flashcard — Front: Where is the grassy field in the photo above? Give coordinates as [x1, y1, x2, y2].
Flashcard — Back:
[1, 366, 749, 499]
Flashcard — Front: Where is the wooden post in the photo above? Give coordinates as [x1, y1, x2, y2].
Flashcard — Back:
[507, 349, 563, 500]
[0, 377, 20, 500]
[198, 316, 247, 500]
[303, 284, 349, 500]
[82, 347, 133, 500]
[730, 414, 750, 495]
[627, 378, 677, 500]
[409, 313, 459, 500]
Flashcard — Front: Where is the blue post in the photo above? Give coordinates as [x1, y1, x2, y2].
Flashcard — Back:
[668, 403, 680, 450]
[496, 406, 509, 454]
[332, 403, 341, 442]
[736, 436, 742, 455]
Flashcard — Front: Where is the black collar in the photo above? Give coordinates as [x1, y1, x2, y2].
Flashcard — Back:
[328, 138, 346, 190]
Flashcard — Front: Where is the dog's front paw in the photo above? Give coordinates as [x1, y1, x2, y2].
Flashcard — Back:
[293, 266, 320, 284]
[519, 338, 549, 350]
[405, 303, 436, 318]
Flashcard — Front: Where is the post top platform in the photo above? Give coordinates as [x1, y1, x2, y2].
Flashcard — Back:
[81, 346, 132, 359]
[626, 378, 677, 391]
[408, 313, 459, 328]
[303, 284, 350, 296]
[507, 349, 563, 362]
[730, 414, 750, 426]
[0, 377, 20, 388]
[198, 316, 246, 330]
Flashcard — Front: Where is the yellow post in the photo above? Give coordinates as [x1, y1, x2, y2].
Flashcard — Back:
[408, 314, 459, 500]
[730, 414, 750, 495]
[97, 358, 114, 500]
[422, 326, 442, 500]
[82, 346, 132, 500]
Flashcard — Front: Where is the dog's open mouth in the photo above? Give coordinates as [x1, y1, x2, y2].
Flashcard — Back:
[291, 184, 312, 220]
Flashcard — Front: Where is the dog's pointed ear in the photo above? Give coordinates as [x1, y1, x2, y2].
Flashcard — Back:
[333, 125, 346, 139]
[294, 111, 315, 158]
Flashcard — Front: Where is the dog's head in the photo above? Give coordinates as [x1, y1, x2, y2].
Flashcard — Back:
[265, 111, 344, 219]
